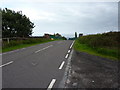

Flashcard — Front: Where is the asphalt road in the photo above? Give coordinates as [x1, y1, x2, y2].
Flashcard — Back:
[2, 40, 74, 89]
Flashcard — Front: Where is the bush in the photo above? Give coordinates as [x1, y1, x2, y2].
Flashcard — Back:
[75, 31, 120, 60]
[78, 31, 120, 49]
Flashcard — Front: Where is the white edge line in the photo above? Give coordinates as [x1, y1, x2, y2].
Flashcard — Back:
[47, 79, 56, 90]
[59, 61, 65, 70]
[70, 40, 75, 49]
[70, 42, 73, 49]
[70, 44, 72, 49]
[58, 49, 74, 88]
[65, 54, 69, 59]
[0, 61, 13, 67]
[68, 50, 71, 53]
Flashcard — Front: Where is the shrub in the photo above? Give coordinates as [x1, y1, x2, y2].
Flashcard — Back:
[2, 38, 51, 49]
[78, 31, 120, 49]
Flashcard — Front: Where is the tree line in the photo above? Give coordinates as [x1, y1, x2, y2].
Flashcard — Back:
[1, 8, 35, 38]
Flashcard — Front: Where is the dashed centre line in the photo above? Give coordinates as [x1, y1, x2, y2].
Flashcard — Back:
[59, 61, 65, 69]
[0, 61, 14, 68]
[47, 79, 56, 90]
[35, 45, 53, 53]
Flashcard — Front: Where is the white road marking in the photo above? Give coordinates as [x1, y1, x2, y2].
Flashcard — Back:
[0, 61, 13, 67]
[2, 53, 7, 55]
[70, 43, 73, 49]
[35, 45, 53, 53]
[21, 48, 26, 50]
[65, 54, 69, 59]
[47, 79, 56, 90]
[58, 50, 74, 88]
[70, 41, 75, 49]
[59, 61, 65, 69]
[68, 50, 71, 53]
[58, 41, 62, 44]
[2, 47, 26, 55]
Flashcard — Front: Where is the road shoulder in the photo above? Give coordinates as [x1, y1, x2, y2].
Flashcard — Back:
[65, 50, 119, 88]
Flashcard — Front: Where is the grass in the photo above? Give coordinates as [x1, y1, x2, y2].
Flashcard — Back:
[74, 37, 119, 61]
[2, 39, 57, 53]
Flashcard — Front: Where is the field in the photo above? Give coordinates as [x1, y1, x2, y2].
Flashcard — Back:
[74, 31, 120, 60]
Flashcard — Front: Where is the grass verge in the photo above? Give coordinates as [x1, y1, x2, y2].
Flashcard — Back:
[73, 39, 119, 60]
[2, 40, 56, 53]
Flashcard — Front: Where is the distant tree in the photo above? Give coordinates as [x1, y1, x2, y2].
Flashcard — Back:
[2, 8, 35, 38]
[55, 33, 61, 37]
[62, 36, 67, 40]
[75, 32, 77, 39]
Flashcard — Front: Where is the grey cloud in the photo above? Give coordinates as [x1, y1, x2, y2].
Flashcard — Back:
[1, 2, 118, 37]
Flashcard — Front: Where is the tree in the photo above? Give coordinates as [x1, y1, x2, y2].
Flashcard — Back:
[75, 32, 77, 39]
[62, 36, 67, 40]
[55, 33, 61, 37]
[2, 8, 35, 38]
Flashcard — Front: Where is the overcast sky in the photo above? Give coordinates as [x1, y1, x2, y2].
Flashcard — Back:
[0, 0, 118, 37]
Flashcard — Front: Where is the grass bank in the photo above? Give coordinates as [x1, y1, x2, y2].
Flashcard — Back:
[74, 31, 119, 60]
[2, 38, 57, 53]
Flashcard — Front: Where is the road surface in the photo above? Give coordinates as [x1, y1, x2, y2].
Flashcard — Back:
[2, 40, 74, 89]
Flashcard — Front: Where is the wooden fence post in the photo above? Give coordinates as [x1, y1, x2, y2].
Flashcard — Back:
[7, 38, 9, 44]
